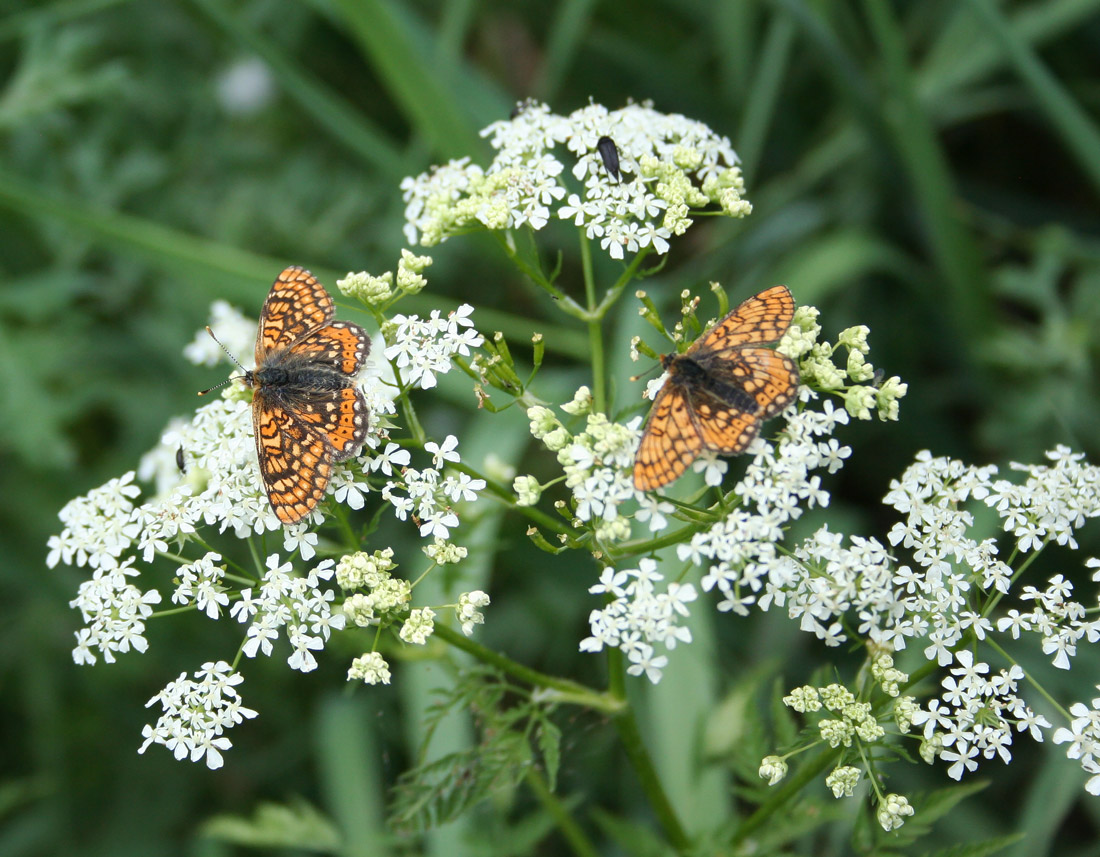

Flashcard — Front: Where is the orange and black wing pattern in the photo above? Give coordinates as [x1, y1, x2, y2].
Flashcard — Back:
[633, 383, 705, 492]
[252, 396, 335, 525]
[632, 285, 800, 492]
[691, 284, 795, 357]
[254, 266, 335, 364]
[245, 266, 371, 524]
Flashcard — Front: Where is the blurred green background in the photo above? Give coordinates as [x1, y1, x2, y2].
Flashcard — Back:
[4, 0, 1100, 854]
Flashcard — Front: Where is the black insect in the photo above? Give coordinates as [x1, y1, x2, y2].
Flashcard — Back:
[596, 136, 620, 181]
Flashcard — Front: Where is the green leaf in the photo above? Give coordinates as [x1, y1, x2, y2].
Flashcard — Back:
[388, 732, 532, 833]
[535, 715, 562, 792]
[200, 798, 342, 852]
[964, 0, 1100, 197]
[589, 805, 676, 857]
[914, 779, 991, 827]
[921, 832, 1025, 857]
[327, 0, 486, 160]
[187, 0, 408, 178]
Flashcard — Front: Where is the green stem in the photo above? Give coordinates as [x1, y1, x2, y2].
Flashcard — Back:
[980, 541, 1043, 619]
[612, 709, 691, 852]
[246, 535, 265, 575]
[329, 502, 360, 550]
[731, 746, 836, 845]
[606, 520, 714, 560]
[591, 247, 651, 317]
[607, 645, 625, 701]
[431, 623, 622, 713]
[984, 637, 1070, 720]
[579, 232, 606, 414]
[449, 460, 573, 536]
[491, 231, 587, 318]
[151, 604, 201, 619]
[395, 381, 427, 445]
[525, 768, 600, 857]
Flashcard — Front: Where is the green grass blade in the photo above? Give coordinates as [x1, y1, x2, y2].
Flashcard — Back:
[534, 0, 598, 101]
[0, 0, 130, 41]
[187, 0, 408, 178]
[737, 13, 795, 179]
[0, 169, 589, 355]
[965, 0, 1100, 197]
[646, 549, 729, 834]
[863, 0, 992, 339]
[713, 0, 758, 105]
[919, 0, 1100, 101]
[316, 696, 391, 857]
[328, 0, 486, 160]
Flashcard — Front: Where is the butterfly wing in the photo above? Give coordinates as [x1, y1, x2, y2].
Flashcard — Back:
[691, 285, 795, 357]
[255, 266, 335, 365]
[286, 321, 371, 376]
[276, 387, 370, 463]
[634, 286, 800, 491]
[252, 392, 334, 524]
[633, 380, 704, 491]
[684, 385, 762, 455]
[734, 347, 800, 419]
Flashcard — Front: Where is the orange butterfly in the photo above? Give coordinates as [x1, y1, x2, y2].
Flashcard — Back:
[245, 267, 370, 524]
[633, 285, 799, 491]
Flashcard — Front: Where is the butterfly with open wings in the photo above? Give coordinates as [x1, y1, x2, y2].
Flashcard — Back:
[633, 285, 800, 491]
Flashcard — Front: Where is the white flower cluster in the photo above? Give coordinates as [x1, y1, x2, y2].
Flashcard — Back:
[171, 551, 229, 619]
[911, 651, 1050, 782]
[230, 554, 346, 673]
[182, 300, 255, 369]
[580, 559, 697, 683]
[678, 396, 850, 619]
[877, 794, 915, 831]
[527, 405, 675, 542]
[870, 446, 1100, 790]
[384, 305, 483, 390]
[456, 590, 490, 636]
[49, 384, 388, 667]
[751, 443, 1100, 797]
[763, 664, 923, 830]
[338, 250, 433, 305]
[69, 557, 161, 666]
[49, 295, 490, 667]
[559, 414, 649, 537]
[534, 298, 907, 684]
[335, 547, 490, 685]
[781, 309, 907, 421]
[864, 447, 1100, 665]
[380, 434, 487, 541]
[401, 100, 751, 260]
[138, 661, 257, 770]
[1054, 687, 1100, 795]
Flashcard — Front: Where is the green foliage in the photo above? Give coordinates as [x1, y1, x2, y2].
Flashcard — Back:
[201, 798, 342, 851]
[921, 833, 1025, 857]
[389, 669, 562, 833]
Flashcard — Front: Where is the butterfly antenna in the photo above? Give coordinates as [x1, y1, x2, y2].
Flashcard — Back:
[197, 326, 247, 396]
[629, 362, 663, 383]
